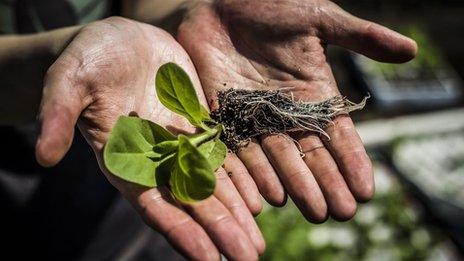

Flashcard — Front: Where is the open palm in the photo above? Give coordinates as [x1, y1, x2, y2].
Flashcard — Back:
[178, 0, 417, 222]
[35, 17, 263, 260]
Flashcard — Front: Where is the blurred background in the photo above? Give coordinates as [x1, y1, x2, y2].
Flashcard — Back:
[1, 0, 463, 260]
[258, 1, 464, 260]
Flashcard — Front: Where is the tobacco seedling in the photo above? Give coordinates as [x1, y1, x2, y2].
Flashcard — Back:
[103, 63, 227, 202]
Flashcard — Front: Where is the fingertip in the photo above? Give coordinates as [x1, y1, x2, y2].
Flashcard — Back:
[35, 102, 79, 168]
[297, 191, 328, 223]
[248, 198, 263, 217]
[35, 137, 63, 167]
[256, 236, 266, 256]
[265, 192, 287, 208]
[365, 23, 419, 63]
[389, 33, 418, 63]
[237, 142, 287, 208]
[351, 162, 375, 203]
[304, 209, 329, 224]
[405, 37, 419, 62]
[354, 181, 375, 203]
[223, 154, 263, 216]
[330, 196, 357, 222]
[257, 176, 287, 207]
[205, 250, 221, 261]
[303, 200, 329, 224]
[245, 248, 259, 261]
[35, 121, 74, 167]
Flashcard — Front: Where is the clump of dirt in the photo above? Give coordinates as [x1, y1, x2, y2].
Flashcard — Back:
[211, 89, 368, 152]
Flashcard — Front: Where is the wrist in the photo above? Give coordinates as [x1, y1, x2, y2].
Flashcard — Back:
[127, 0, 210, 34]
[36, 26, 82, 60]
[0, 26, 81, 125]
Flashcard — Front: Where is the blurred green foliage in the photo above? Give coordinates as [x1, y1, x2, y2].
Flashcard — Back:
[256, 161, 448, 261]
[363, 25, 445, 79]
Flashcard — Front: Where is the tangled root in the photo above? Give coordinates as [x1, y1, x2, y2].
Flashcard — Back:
[211, 89, 368, 152]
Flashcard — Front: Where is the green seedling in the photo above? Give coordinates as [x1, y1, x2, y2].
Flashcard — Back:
[103, 63, 227, 202]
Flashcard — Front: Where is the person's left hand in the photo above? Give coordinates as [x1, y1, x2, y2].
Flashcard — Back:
[177, 0, 417, 222]
[35, 17, 263, 260]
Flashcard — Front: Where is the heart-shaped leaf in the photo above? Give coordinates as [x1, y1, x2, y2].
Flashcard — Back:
[103, 116, 176, 187]
[156, 62, 210, 128]
[170, 135, 216, 202]
[155, 153, 176, 186]
[198, 139, 227, 171]
[153, 140, 179, 157]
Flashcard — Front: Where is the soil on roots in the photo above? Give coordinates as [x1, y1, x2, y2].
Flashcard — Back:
[211, 89, 368, 152]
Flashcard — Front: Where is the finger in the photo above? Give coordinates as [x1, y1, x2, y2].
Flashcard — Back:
[123, 185, 220, 261]
[319, 2, 417, 63]
[183, 196, 258, 261]
[237, 140, 287, 206]
[324, 115, 374, 202]
[295, 132, 357, 221]
[261, 134, 327, 223]
[35, 64, 89, 167]
[223, 153, 262, 215]
[214, 168, 265, 254]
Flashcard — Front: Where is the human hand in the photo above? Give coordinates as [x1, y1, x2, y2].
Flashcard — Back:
[35, 17, 263, 260]
[177, 0, 417, 222]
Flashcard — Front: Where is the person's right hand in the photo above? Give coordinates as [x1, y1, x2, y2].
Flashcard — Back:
[177, 0, 417, 223]
[35, 17, 264, 260]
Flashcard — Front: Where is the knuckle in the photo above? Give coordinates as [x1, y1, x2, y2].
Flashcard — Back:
[209, 214, 234, 228]
[303, 144, 325, 158]
[262, 135, 294, 152]
[317, 168, 342, 184]
[287, 169, 311, 181]
[341, 151, 371, 174]
[44, 62, 64, 84]
[226, 202, 245, 212]
[138, 191, 164, 212]
[230, 168, 250, 179]
[357, 160, 373, 176]
[138, 193, 165, 229]
[330, 116, 355, 138]
[103, 16, 131, 25]
[215, 168, 230, 182]
[248, 160, 271, 174]
[164, 218, 192, 237]
[45, 58, 81, 88]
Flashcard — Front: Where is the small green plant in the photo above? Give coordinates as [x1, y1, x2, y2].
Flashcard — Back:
[103, 63, 227, 202]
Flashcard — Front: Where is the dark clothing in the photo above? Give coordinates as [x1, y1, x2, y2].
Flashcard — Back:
[0, 0, 111, 33]
[0, 1, 182, 260]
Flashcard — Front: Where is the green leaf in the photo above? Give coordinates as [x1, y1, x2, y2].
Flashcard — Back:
[156, 63, 210, 127]
[198, 139, 227, 171]
[103, 116, 176, 187]
[170, 135, 216, 202]
[152, 140, 179, 157]
[155, 153, 176, 185]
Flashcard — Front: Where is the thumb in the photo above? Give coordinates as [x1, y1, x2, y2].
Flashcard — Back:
[318, 3, 418, 63]
[35, 66, 87, 167]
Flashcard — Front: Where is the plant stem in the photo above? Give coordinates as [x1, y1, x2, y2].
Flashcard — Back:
[189, 124, 222, 146]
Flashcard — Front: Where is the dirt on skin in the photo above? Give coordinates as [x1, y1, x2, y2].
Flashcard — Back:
[211, 89, 368, 152]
